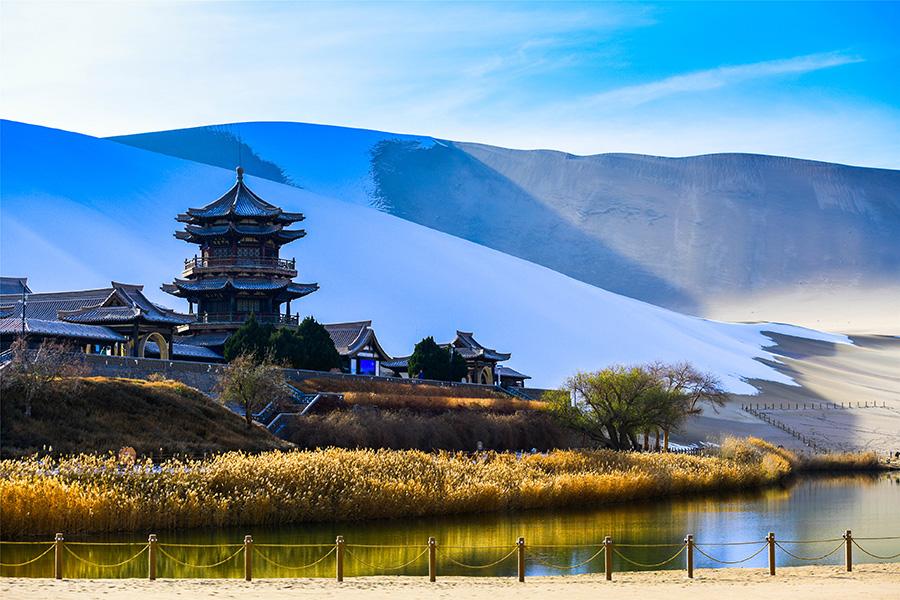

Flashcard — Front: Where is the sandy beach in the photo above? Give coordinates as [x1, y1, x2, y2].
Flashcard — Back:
[2, 564, 899, 600]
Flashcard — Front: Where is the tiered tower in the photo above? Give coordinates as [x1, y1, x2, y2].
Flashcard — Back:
[163, 167, 318, 345]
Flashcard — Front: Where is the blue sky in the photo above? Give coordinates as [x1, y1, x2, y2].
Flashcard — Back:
[2, 1, 898, 167]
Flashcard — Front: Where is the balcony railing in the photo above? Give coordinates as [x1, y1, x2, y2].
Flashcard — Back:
[194, 313, 299, 325]
[183, 256, 296, 273]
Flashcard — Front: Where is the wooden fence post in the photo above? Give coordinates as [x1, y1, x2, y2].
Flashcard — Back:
[336, 536, 345, 582]
[428, 537, 436, 582]
[604, 536, 613, 581]
[148, 534, 158, 581]
[844, 530, 852, 572]
[54, 533, 64, 580]
[767, 532, 776, 576]
[243, 535, 253, 582]
[685, 534, 694, 579]
[517, 537, 525, 582]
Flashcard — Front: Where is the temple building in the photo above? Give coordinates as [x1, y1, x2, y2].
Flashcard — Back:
[162, 167, 319, 354]
[323, 321, 392, 376]
[382, 330, 529, 385]
[0, 279, 215, 360]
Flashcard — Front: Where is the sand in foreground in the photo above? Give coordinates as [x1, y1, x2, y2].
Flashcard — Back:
[2, 564, 899, 600]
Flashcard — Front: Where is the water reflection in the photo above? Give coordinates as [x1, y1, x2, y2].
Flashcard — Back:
[2, 473, 898, 578]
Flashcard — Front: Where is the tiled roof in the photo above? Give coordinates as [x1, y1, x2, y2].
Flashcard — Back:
[451, 331, 511, 362]
[166, 278, 318, 300]
[496, 366, 531, 380]
[0, 283, 191, 327]
[174, 332, 232, 347]
[0, 317, 125, 342]
[175, 223, 306, 244]
[322, 320, 390, 360]
[181, 168, 304, 223]
[0, 277, 31, 295]
[381, 356, 410, 369]
[144, 341, 224, 360]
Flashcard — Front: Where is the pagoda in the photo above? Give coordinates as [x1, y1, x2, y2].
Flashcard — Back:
[163, 167, 318, 348]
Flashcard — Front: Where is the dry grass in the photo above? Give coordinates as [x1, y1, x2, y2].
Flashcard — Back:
[2, 440, 801, 536]
[719, 436, 882, 473]
[292, 377, 544, 412]
[0, 376, 288, 458]
[283, 408, 578, 451]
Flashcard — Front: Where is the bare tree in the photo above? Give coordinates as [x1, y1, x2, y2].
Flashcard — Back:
[649, 362, 727, 450]
[0, 336, 88, 417]
[216, 353, 289, 428]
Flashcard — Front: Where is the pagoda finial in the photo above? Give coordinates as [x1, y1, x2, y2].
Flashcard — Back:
[236, 166, 244, 182]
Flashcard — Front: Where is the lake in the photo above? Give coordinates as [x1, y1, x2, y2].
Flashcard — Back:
[2, 473, 898, 578]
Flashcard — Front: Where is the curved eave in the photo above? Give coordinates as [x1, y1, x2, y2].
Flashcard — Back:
[175, 226, 306, 244]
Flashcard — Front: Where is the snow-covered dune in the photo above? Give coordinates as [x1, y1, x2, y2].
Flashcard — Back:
[2, 120, 850, 391]
[110, 122, 900, 334]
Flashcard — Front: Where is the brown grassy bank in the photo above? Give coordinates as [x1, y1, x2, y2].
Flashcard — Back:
[292, 376, 544, 412]
[0, 377, 288, 458]
[0, 438, 856, 536]
[283, 408, 579, 451]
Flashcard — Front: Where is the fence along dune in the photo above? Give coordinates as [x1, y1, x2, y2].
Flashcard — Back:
[1, 437, 878, 537]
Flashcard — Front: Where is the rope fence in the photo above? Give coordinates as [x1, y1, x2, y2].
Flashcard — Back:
[1, 529, 897, 581]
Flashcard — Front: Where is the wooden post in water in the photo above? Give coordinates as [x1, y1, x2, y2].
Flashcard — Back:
[844, 530, 852, 572]
[767, 532, 776, 576]
[428, 537, 436, 582]
[604, 536, 613, 581]
[336, 536, 345, 582]
[54, 533, 64, 580]
[685, 534, 694, 579]
[517, 537, 525, 582]
[243, 535, 253, 582]
[148, 534, 158, 581]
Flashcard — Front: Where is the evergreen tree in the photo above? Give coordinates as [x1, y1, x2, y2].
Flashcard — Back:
[223, 314, 273, 362]
[408, 336, 468, 382]
[292, 316, 341, 371]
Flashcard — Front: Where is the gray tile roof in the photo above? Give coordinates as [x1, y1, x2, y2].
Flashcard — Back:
[0, 317, 125, 342]
[181, 168, 304, 223]
[144, 341, 223, 360]
[0, 277, 31, 295]
[174, 332, 232, 347]
[322, 320, 390, 360]
[176, 223, 306, 243]
[496, 366, 531, 380]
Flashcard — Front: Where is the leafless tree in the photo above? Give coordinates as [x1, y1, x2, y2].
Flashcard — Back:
[1, 336, 88, 417]
[648, 361, 727, 450]
[216, 353, 289, 428]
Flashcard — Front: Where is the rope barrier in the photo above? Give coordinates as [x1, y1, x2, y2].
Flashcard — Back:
[255, 543, 335, 548]
[694, 540, 766, 546]
[616, 542, 685, 548]
[66, 541, 148, 546]
[612, 545, 686, 568]
[253, 546, 336, 570]
[694, 543, 768, 565]
[344, 544, 424, 549]
[64, 545, 148, 568]
[0, 545, 55, 567]
[852, 539, 900, 560]
[157, 546, 244, 569]
[529, 547, 605, 570]
[778, 539, 844, 544]
[437, 546, 518, 569]
[157, 543, 243, 548]
[0, 541, 55, 545]
[344, 546, 429, 571]
[775, 541, 845, 561]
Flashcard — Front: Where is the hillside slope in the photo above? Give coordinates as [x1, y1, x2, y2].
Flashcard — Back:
[110, 122, 900, 333]
[0, 377, 288, 457]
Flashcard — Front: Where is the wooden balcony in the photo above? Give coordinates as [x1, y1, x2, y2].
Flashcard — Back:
[182, 256, 297, 277]
[193, 312, 299, 326]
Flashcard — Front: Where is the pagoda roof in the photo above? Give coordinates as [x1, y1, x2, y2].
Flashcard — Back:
[180, 167, 304, 223]
[324, 320, 392, 360]
[0, 277, 32, 295]
[0, 316, 126, 343]
[163, 278, 318, 300]
[496, 366, 531, 381]
[175, 223, 306, 244]
[144, 341, 224, 361]
[174, 332, 233, 347]
[451, 331, 511, 362]
[0, 282, 191, 326]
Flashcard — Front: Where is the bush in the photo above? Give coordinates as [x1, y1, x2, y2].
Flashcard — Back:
[408, 336, 468, 382]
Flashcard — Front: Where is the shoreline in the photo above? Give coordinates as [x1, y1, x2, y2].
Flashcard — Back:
[2, 564, 899, 599]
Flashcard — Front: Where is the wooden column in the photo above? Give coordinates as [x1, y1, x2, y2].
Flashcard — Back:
[844, 530, 852, 572]
[767, 532, 776, 576]
[604, 536, 613, 581]
[243, 535, 253, 581]
[428, 537, 436, 582]
[685, 534, 694, 579]
[517, 537, 525, 582]
[148, 534, 158, 580]
[336, 536, 345, 582]
[54, 533, 64, 580]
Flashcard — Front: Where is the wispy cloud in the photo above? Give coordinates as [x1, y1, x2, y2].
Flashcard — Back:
[581, 52, 864, 109]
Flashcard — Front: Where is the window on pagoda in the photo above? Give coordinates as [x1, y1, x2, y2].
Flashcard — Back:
[236, 299, 261, 314]
[237, 246, 261, 258]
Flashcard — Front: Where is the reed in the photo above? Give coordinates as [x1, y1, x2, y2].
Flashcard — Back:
[0, 439, 820, 536]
